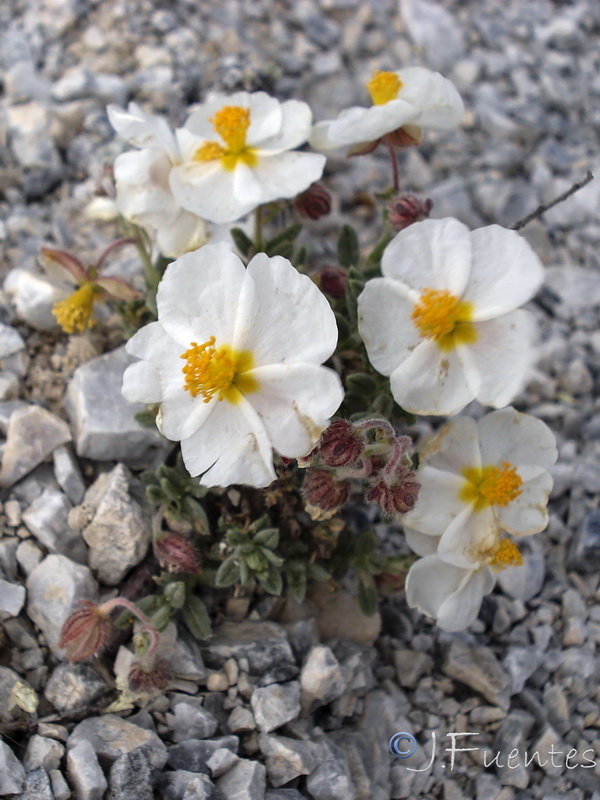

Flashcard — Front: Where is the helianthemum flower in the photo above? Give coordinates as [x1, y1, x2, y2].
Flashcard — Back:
[43, 246, 140, 334]
[169, 91, 326, 224]
[358, 218, 545, 415]
[107, 103, 209, 258]
[122, 243, 343, 488]
[402, 409, 557, 630]
[309, 67, 463, 154]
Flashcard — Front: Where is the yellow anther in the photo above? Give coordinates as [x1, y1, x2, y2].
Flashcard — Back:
[52, 283, 97, 334]
[181, 337, 258, 404]
[460, 462, 523, 511]
[194, 106, 257, 171]
[367, 70, 403, 105]
[489, 538, 523, 571]
[411, 287, 477, 351]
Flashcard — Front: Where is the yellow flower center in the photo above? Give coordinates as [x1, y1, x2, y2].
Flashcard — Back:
[194, 106, 258, 171]
[52, 283, 97, 334]
[181, 336, 258, 404]
[411, 288, 477, 352]
[489, 538, 523, 572]
[367, 70, 403, 105]
[460, 462, 523, 511]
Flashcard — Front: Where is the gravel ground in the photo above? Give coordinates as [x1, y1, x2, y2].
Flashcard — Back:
[1, 1, 600, 798]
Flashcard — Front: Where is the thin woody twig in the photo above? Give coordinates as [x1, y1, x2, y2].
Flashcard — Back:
[510, 171, 593, 231]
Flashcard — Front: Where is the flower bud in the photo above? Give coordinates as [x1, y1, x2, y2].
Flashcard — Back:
[366, 466, 420, 516]
[58, 600, 114, 662]
[294, 182, 331, 220]
[127, 658, 171, 695]
[387, 195, 433, 232]
[302, 468, 350, 521]
[318, 266, 347, 300]
[318, 420, 364, 468]
[154, 532, 201, 574]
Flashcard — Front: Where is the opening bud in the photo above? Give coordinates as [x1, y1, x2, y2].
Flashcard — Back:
[154, 532, 202, 574]
[366, 466, 420, 516]
[302, 468, 350, 521]
[127, 658, 171, 695]
[318, 419, 364, 468]
[387, 195, 433, 232]
[58, 600, 114, 662]
[294, 182, 332, 220]
[318, 266, 347, 300]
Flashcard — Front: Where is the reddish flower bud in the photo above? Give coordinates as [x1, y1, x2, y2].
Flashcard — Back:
[127, 658, 171, 695]
[375, 571, 406, 595]
[154, 533, 201, 574]
[318, 266, 347, 300]
[318, 420, 364, 468]
[366, 467, 420, 516]
[58, 600, 114, 662]
[294, 182, 332, 220]
[302, 468, 350, 520]
[387, 195, 433, 232]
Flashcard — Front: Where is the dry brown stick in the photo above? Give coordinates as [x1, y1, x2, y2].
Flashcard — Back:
[510, 170, 594, 231]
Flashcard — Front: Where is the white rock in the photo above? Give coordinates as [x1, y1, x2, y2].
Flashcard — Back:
[0, 322, 25, 358]
[0, 405, 71, 488]
[0, 578, 26, 618]
[3, 269, 63, 330]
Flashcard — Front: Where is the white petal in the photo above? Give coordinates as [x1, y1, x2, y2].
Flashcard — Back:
[438, 506, 500, 569]
[122, 361, 162, 403]
[496, 472, 553, 536]
[419, 417, 481, 476]
[404, 528, 440, 556]
[245, 363, 343, 458]
[156, 243, 249, 347]
[184, 91, 282, 146]
[389, 339, 480, 416]
[258, 99, 313, 152]
[405, 555, 468, 618]
[403, 466, 469, 537]
[326, 101, 419, 144]
[155, 211, 208, 259]
[357, 278, 421, 376]
[381, 218, 472, 297]
[180, 394, 275, 488]
[241, 253, 338, 365]
[251, 152, 326, 202]
[397, 67, 464, 130]
[114, 150, 179, 224]
[470, 310, 538, 409]
[436, 567, 494, 632]
[462, 226, 545, 320]
[477, 407, 558, 471]
[170, 160, 262, 224]
[107, 103, 178, 156]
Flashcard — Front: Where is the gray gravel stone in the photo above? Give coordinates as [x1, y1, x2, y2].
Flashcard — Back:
[23, 486, 87, 563]
[401, 0, 465, 70]
[493, 710, 535, 789]
[21, 766, 54, 800]
[503, 646, 544, 694]
[394, 649, 433, 689]
[64, 346, 168, 467]
[171, 700, 219, 742]
[26, 554, 98, 655]
[107, 741, 169, 800]
[206, 747, 240, 778]
[80, 464, 150, 585]
[258, 733, 321, 788]
[0, 666, 37, 724]
[23, 735, 64, 772]
[0, 321, 25, 358]
[0, 738, 26, 795]
[53, 444, 86, 504]
[200, 620, 296, 676]
[49, 769, 71, 800]
[305, 734, 356, 800]
[44, 663, 107, 712]
[67, 739, 108, 800]
[216, 758, 266, 800]
[0, 577, 26, 618]
[0, 405, 71, 488]
[167, 736, 239, 773]
[68, 715, 167, 765]
[300, 645, 346, 713]
[157, 770, 215, 800]
[496, 553, 546, 602]
[443, 640, 511, 709]
[227, 705, 256, 733]
[569, 509, 600, 573]
[251, 681, 301, 734]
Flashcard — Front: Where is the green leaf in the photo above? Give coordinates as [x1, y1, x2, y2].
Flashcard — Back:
[334, 312, 350, 342]
[257, 566, 283, 596]
[239, 559, 250, 586]
[215, 555, 240, 588]
[253, 528, 279, 549]
[164, 581, 186, 609]
[307, 562, 330, 582]
[151, 604, 174, 631]
[337, 224, 360, 268]
[346, 372, 377, 394]
[295, 245, 307, 267]
[230, 227, 254, 257]
[261, 547, 284, 568]
[181, 497, 210, 534]
[355, 530, 377, 558]
[265, 223, 302, 252]
[134, 409, 158, 429]
[146, 485, 164, 504]
[182, 595, 212, 640]
[246, 549, 268, 572]
[285, 562, 307, 603]
[159, 477, 179, 502]
[357, 578, 378, 617]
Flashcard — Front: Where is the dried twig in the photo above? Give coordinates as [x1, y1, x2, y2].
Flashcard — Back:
[510, 171, 594, 231]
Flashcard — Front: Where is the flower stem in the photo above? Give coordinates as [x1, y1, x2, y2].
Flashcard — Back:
[99, 597, 153, 627]
[366, 220, 394, 265]
[388, 141, 400, 193]
[95, 237, 137, 270]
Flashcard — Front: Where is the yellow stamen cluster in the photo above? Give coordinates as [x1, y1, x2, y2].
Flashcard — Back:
[181, 336, 257, 404]
[367, 70, 403, 105]
[489, 538, 523, 571]
[52, 283, 97, 335]
[194, 106, 257, 171]
[460, 462, 523, 511]
[411, 288, 477, 351]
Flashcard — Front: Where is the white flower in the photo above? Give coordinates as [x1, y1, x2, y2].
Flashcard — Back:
[403, 409, 557, 568]
[107, 103, 209, 258]
[122, 243, 344, 488]
[310, 67, 463, 153]
[169, 91, 326, 224]
[357, 218, 544, 416]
